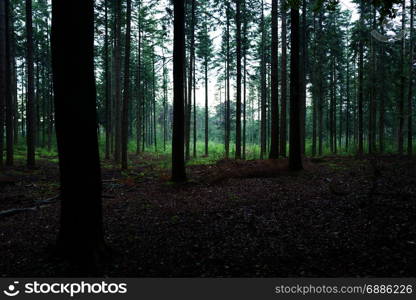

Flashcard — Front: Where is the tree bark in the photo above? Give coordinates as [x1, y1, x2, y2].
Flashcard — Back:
[408, 0, 414, 155]
[270, 0, 279, 159]
[225, 2, 231, 159]
[51, 0, 104, 263]
[235, 0, 242, 159]
[0, 0, 6, 168]
[260, 0, 266, 159]
[358, 0, 364, 155]
[398, 0, 405, 155]
[172, 0, 186, 182]
[5, 0, 13, 166]
[280, 0, 287, 157]
[26, 0, 36, 168]
[289, 7, 303, 171]
[114, 0, 122, 162]
[121, 0, 132, 170]
[104, 0, 111, 160]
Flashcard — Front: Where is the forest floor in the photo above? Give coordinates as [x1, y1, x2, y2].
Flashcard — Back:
[0, 153, 415, 277]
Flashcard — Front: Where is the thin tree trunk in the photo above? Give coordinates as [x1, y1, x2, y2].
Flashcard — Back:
[312, 14, 317, 157]
[289, 7, 303, 171]
[235, 0, 242, 159]
[346, 37, 350, 151]
[225, 2, 231, 158]
[11, 8, 18, 146]
[408, 0, 414, 155]
[114, 0, 122, 162]
[193, 55, 196, 157]
[280, 0, 287, 157]
[152, 49, 157, 152]
[5, 0, 13, 166]
[260, 0, 266, 159]
[26, 0, 36, 168]
[136, 4, 142, 155]
[0, 0, 6, 168]
[121, 0, 132, 170]
[398, 0, 405, 155]
[300, 0, 307, 155]
[270, 0, 279, 159]
[163, 53, 168, 152]
[358, 0, 364, 155]
[104, 0, 111, 160]
[186, 0, 195, 160]
[379, 41, 385, 153]
[205, 59, 208, 156]
[333, 58, 337, 154]
[369, 6, 376, 154]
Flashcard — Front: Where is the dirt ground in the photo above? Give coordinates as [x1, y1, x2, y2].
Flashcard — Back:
[0, 154, 415, 277]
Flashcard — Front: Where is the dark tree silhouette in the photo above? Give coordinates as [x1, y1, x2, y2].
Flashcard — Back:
[26, 0, 36, 168]
[269, 0, 279, 159]
[122, 0, 132, 170]
[408, 0, 414, 155]
[5, 0, 14, 166]
[51, 0, 104, 262]
[0, 0, 5, 168]
[104, 0, 111, 160]
[289, 6, 302, 171]
[358, 0, 364, 155]
[280, 0, 287, 157]
[172, 0, 186, 182]
[235, 0, 242, 159]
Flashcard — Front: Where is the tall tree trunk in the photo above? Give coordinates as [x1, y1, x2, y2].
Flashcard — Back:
[280, 0, 287, 157]
[346, 36, 350, 151]
[235, 0, 242, 159]
[204, 59, 209, 156]
[369, 6, 376, 154]
[19, 62, 25, 138]
[333, 58, 337, 154]
[104, 0, 111, 160]
[270, 0, 279, 159]
[379, 41, 385, 153]
[121, 0, 132, 170]
[172, 0, 186, 182]
[398, 0, 405, 155]
[51, 0, 104, 263]
[242, 0, 247, 159]
[26, 0, 36, 168]
[260, 0, 266, 159]
[163, 53, 168, 152]
[193, 56, 196, 157]
[114, 0, 122, 162]
[186, 0, 195, 161]
[225, 2, 231, 158]
[10, 5, 18, 146]
[330, 56, 335, 153]
[311, 14, 317, 157]
[136, 3, 142, 155]
[5, 0, 14, 165]
[300, 0, 307, 155]
[408, 0, 414, 155]
[152, 48, 157, 152]
[5, 0, 13, 166]
[358, 0, 364, 155]
[0, 0, 6, 168]
[289, 7, 303, 171]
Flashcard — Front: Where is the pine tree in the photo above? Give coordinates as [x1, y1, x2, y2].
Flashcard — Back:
[51, 0, 104, 263]
[172, 0, 186, 182]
